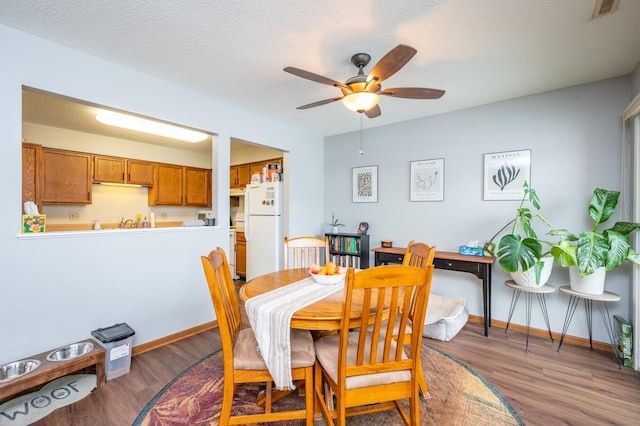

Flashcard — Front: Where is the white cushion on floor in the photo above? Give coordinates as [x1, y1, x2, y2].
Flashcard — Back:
[422, 293, 468, 341]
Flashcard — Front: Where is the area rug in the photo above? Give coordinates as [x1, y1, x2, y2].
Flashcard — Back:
[0, 374, 96, 426]
[134, 345, 525, 425]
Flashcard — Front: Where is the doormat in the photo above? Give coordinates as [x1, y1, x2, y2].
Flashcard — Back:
[0, 374, 96, 426]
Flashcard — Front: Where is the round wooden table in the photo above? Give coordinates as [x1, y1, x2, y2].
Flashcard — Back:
[239, 268, 364, 331]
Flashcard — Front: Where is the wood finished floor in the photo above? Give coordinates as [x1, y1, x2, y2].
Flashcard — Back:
[25, 283, 640, 426]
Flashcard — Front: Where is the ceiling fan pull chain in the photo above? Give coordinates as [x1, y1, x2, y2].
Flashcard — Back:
[359, 113, 365, 155]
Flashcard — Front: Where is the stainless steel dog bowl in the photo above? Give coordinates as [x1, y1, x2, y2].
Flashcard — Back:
[46, 341, 95, 361]
[0, 359, 41, 382]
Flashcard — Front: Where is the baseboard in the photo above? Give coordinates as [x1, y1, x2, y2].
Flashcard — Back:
[467, 314, 612, 352]
[131, 321, 218, 357]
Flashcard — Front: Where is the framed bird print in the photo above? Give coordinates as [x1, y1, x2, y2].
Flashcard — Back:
[410, 158, 444, 201]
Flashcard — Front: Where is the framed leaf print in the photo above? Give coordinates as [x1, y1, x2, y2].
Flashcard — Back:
[483, 149, 531, 200]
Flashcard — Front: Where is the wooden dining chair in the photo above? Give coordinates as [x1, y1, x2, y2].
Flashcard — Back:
[402, 241, 436, 396]
[313, 264, 434, 425]
[283, 236, 330, 269]
[200, 247, 316, 426]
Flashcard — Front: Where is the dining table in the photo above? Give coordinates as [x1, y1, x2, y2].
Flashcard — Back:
[240, 267, 355, 408]
[239, 267, 364, 332]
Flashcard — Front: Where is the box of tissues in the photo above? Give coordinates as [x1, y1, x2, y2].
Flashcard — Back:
[22, 214, 46, 233]
[459, 240, 484, 257]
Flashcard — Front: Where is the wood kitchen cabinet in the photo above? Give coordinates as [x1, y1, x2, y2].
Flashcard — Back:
[184, 167, 211, 206]
[230, 163, 250, 188]
[230, 157, 283, 189]
[127, 159, 155, 186]
[148, 163, 183, 205]
[93, 155, 154, 186]
[235, 231, 246, 278]
[149, 164, 212, 206]
[42, 148, 92, 204]
[22, 142, 43, 213]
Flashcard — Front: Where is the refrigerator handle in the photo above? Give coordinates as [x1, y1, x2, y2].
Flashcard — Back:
[244, 188, 250, 241]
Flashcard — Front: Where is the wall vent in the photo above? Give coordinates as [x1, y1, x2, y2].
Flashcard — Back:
[593, 0, 619, 18]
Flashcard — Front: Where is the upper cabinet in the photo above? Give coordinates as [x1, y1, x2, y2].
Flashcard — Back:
[230, 163, 251, 189]
[184, 167, 211, 206]
[42, 148, 92, 204]
[22, 142, 43, 213]
[149, 163, 184, 206]
[230, 158, 283, 189]
[149, 164, 211, 207]
[93, 155, 154, 186]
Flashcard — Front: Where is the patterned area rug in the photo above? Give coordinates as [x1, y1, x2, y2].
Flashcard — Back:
[134, 345, 525, 425]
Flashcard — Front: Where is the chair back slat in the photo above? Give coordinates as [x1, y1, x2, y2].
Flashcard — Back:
[340, 265, 434, 380]
[284, 236, 330, 269]
[201, 248, 241, 359]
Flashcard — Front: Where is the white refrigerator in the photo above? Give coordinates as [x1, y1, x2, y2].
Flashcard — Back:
[244, 181, 283, 281]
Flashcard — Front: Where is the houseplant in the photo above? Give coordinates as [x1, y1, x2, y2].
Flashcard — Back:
[484, 181, 555, 287]
[549, 187, 640, 294]
[328, 213, 344, 234]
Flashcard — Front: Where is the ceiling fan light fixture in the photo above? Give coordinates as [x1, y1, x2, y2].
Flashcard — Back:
[341, 92, 380, 113]
[96, 110, 208, 143]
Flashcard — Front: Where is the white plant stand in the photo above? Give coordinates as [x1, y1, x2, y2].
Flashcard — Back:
[557, 285, 621, 367]
[504, 280, 556, 352]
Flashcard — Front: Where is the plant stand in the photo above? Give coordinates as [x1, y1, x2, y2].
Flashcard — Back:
[557, 286, 621, 368]
[504, 280, 555, 352]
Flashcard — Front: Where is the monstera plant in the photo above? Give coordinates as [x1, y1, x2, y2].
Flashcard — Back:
[485, 181, 555, 286]
[549, 188, 640, 285]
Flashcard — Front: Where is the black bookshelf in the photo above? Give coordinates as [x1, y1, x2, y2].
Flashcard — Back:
[325, 233, 370, 269]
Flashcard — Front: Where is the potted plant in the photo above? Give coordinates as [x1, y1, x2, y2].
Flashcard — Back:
[484, 181, 555, 287]
[549, 187, 640, 294]
[328, 213, 344, 234]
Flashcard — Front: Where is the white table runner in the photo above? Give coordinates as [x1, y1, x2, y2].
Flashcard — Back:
[245, 276, 344, 390]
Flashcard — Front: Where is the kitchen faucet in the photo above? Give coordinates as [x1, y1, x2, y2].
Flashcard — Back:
[120, 218, 135, 229]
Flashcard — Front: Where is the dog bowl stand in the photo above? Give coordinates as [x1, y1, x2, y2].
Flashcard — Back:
[0, 339, 105, 402]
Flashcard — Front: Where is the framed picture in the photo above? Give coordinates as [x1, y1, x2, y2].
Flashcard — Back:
[483, 149, 531, 200]
[352, 165, 378, 203]
[410, 158, 444, 201]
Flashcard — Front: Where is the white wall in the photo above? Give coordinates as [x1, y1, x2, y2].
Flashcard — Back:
[325, 77, 632, 344]
[0, 25, 324, 364]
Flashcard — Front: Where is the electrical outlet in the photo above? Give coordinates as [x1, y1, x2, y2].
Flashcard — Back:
[69, 212, 79, 221]
[160, 213, 168, 219]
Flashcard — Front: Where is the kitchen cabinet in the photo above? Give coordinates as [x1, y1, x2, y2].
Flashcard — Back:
[93, 155, 154, 186]
[127, 159, 155, 186]
[42, 148, 92, 204]
[230, 163, 250, 188]
[184, 167, 211, 206]
[148, 163, 183, 205]
[235, 231, 246, 278]
[230, 158, 283, 189]
[22, 142, 43, 213]
[149, 164, 212, 207]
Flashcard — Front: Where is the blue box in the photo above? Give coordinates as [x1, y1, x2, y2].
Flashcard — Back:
[459, 246, 484, 257]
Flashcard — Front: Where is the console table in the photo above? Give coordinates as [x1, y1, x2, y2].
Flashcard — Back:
[371, 246, 495, 336]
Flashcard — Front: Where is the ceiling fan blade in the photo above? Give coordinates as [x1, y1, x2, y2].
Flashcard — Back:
[367, 44, 417, 84]
[364, 105, 381, 118]
[381, 87, 445, 99]
[284, 67, 346, 89]
[296, 96, 343, 110]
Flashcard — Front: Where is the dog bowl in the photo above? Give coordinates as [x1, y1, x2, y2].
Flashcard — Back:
[0, 359, 41, 382]
[46, 341, 95, 361]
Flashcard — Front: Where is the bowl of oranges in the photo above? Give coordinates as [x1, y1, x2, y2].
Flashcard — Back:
[309, 261, 346, 284]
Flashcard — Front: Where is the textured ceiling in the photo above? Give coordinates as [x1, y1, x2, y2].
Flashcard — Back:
[3, 0, 640, 140]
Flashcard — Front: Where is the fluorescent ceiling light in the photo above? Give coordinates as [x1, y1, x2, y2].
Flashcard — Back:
[96, 110, 208, 143]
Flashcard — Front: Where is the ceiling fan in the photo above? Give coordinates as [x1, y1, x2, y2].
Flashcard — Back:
[283, 44, 445, 118]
